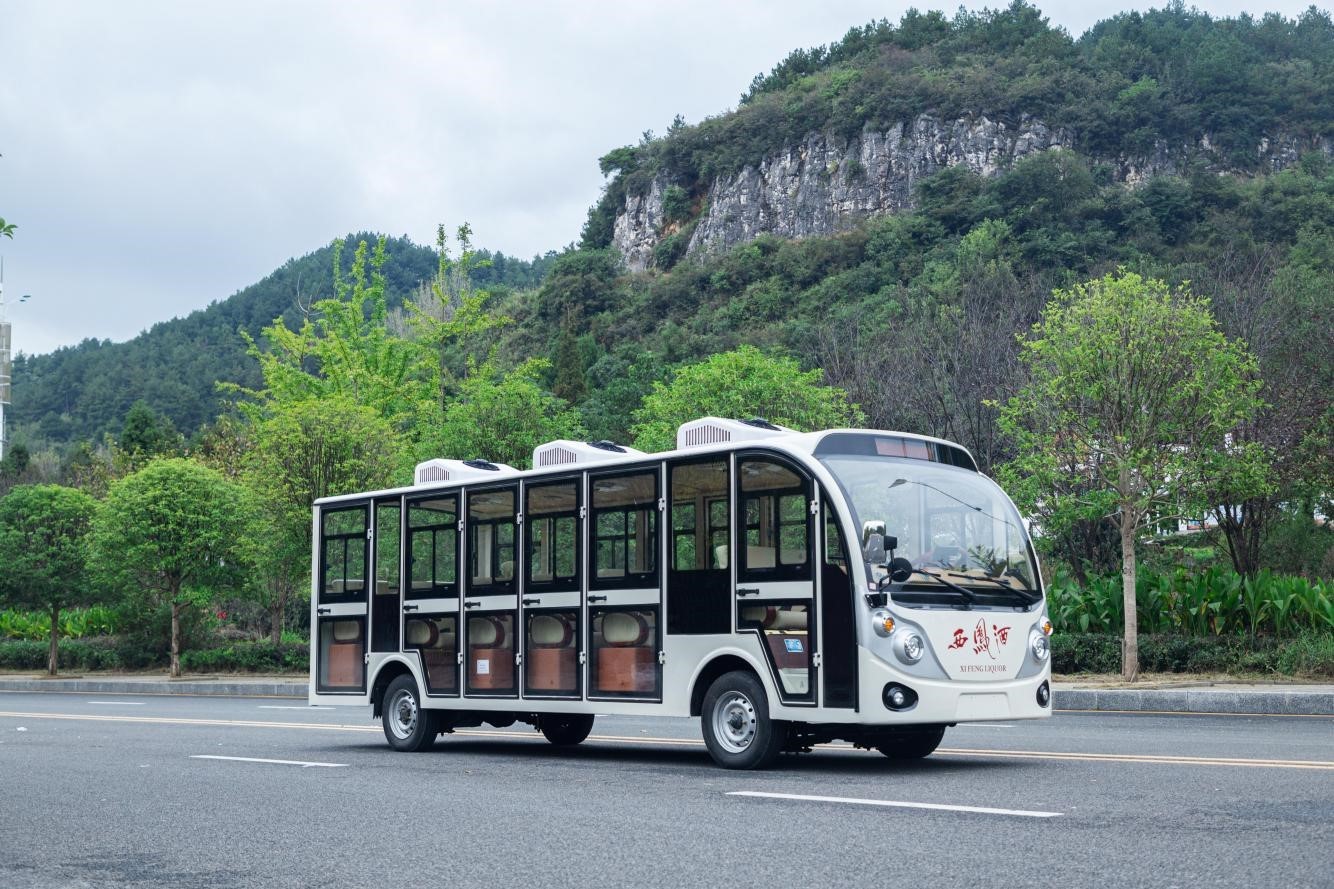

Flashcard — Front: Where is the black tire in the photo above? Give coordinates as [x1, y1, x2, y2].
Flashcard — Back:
[701, 670, 786, 770]
[876, 725, 946, 760]
[538, 714, 595, 746]
[381, 674, 437, 752]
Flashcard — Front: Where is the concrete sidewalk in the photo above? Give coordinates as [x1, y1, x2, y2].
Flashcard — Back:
[1, 672, 1331, 715]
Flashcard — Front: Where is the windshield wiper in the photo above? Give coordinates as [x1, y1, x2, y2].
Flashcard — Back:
[907, 568, 978, 610]
[941, 570, 1042, 605]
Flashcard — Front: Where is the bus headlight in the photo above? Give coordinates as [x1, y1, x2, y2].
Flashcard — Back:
[1030, 628, 1051, 662]
[892, 630, 925, 665]
[871, 609, 895, 637]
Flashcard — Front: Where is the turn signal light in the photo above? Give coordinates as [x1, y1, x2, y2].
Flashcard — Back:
[871, 609, 895, 637]
[1041, 618, 1053, 636]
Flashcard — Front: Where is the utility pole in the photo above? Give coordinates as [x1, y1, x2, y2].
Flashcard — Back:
[0, 259, 11, 462]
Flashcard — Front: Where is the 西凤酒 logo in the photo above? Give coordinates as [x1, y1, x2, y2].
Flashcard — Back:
[946, 619, 1011, 660]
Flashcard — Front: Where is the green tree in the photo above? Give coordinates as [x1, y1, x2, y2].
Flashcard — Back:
[630, 345, 864, 452]
[999, 272, 1264, 680]
[242, 396, 402, 642]
[424, 360, 585, 468]
[118, 400, 183, 469]
[0, 485, 100, 675]
[92, 458, 253, 677]
[0, 217, 15, 238]
[239, 236, 431, 431]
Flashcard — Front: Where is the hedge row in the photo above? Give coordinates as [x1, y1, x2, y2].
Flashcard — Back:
[1052, 632, 1334, 677]
[0, 639, 309, 673]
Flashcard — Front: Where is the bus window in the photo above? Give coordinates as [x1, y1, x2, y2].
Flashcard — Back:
[668, 460, 730, 635]
[468, 488, 516, 594]
[321, 507, 366, 602]
[405, 615, 458, 694]
[525, 611, 579, 696]
[406, 495, 458, 600]
[590, 472, 657, 587]
[738, 603, 811, 697]
[590, 608, 658, 696]
[738, 458, 811, 581]
[526, 481, 579, 592]
[467, 613, 516, 694]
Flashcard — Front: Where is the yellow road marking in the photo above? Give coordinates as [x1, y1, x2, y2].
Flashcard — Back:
[3, 709, 1332, 770]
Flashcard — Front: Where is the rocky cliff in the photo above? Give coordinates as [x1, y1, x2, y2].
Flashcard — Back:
[611, 114, 1332, 272]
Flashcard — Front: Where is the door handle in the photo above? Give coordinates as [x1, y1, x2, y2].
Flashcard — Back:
[522, 598, 541, 606]
[737, 588, 760, 597]
[402, 604, 419, 613]
[587, 595, 607, 604]
[463, 600, 481, 609]
[316, 606, 332, 615]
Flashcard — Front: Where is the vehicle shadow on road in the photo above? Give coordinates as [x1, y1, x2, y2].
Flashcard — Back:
[340, 737, 1011, 775]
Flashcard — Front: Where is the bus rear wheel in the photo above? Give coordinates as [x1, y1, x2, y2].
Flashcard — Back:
[701, 671, 785, 770]
[382, 675, 437, 752]
[875, 725, 946, 759]
[538, 714, 595, 746]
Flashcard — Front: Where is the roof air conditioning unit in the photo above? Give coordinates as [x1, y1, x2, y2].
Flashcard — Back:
[676, 417, 795, 450]
[532, 439, 645, 469]
[413, 458, 518, 486]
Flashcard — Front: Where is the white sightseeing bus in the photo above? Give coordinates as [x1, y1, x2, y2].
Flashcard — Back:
[309, 418, 1052, 769]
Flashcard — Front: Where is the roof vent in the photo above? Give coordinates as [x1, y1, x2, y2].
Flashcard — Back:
[532, 439, 645, 469]
[676, 416, 795, 450]
[413, 458, 518, 486]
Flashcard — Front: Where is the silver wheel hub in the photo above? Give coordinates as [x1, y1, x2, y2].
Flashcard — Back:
[712, 691, 757, 754]
[388, 688, 418, 740]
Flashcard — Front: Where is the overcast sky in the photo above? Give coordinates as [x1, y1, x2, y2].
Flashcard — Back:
[0, 1, 1318, 357]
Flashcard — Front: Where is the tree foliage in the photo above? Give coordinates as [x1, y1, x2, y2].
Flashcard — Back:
[630, 345, 863, 452]
[91, 458, 253, 676]
[999, 271, 1264, 680]
[0, 484, 100, 674]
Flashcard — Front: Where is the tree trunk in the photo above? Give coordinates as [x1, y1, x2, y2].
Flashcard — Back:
[170, 601, 182, 678]
[1120, 508, 1139, 682]
[48, 604, 60, 677]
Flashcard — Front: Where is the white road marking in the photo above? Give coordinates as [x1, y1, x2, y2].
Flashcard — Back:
[257, 705, 334, 711]
[190, 754, 347, 768]
[955, 722, 1014, 728]
[727, 790, 1062, 818]
[87, 701, 145, 706]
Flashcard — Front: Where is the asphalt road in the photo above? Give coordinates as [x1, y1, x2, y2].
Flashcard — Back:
[1, 691, 1330, 889]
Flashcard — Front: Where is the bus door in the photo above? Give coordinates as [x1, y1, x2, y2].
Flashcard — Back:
[587, 468, 662, 701]
[315, 502, 371, 694]
[819, 492, 857, 708]
[369, 497, 402, 655]
[734, 455, 816, 705]
[402, 492, 462, 696]
[520, 477, 582, 699]
[463, 485, 520, 698]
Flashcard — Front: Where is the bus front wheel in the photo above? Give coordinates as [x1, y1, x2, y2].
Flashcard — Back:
[701, 671, 785, 770]
[382, 674, 437, 752]
[538, 714, 595, 746]
[875, 725, 946, 759]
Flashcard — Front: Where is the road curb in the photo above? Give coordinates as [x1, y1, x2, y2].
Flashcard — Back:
[0, 677, 306, 698]
[1054, 687, 1334, 716]
[2, 677, 1331, 714]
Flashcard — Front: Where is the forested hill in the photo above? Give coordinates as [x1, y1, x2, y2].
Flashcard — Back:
[10, 237, 554, 443]
[585, 2, 1333, 268]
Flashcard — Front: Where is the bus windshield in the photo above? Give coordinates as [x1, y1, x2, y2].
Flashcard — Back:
[817, 454, 1038, 604]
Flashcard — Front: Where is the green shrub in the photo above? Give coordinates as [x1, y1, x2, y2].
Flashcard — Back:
[1052, 632, 1334, 678]
[0, 637, 123, 671]
[179, 641, 309, 673]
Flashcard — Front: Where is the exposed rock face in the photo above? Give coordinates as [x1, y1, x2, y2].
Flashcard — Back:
[610, 114, 1333, 271]
[613, 114, 1072, 271]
